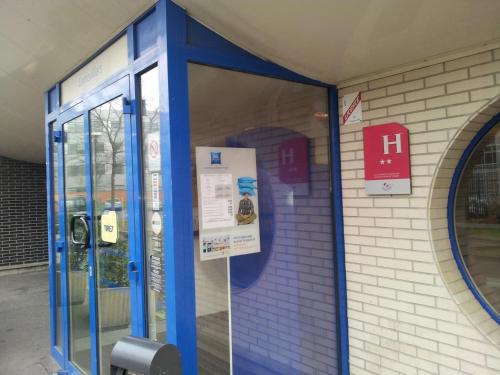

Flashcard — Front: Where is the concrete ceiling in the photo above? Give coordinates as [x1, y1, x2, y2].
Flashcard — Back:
[0, 0, 155, 163]
[176, 0, 500, 83]
[1, 0, 499, 163]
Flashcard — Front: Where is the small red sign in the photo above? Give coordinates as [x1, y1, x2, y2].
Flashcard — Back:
[363, 123, 411, 195]
[343, 92, 362, 124]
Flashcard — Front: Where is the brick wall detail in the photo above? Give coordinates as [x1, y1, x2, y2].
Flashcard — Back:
[0, 156, 47, 267]
[339, 48, 500, 375]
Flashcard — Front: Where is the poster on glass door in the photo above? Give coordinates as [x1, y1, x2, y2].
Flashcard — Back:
[196, 147, 261, 261]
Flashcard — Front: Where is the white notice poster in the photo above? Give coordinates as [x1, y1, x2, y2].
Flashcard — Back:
[196, 147, 260, 261]
[200, 173, 234, 229]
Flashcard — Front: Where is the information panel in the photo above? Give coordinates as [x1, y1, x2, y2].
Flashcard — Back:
[196, 147, 261, 261]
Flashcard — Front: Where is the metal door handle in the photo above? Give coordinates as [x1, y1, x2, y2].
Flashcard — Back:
[70, 213, 90, 250]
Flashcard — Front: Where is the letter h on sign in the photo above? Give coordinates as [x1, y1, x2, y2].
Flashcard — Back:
[383, 133, 402, 154]
[281, 147, 294, 165]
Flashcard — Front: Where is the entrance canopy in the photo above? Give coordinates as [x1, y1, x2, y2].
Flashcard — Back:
[1, 0, 500, 162]
[44, 1, 346, 374]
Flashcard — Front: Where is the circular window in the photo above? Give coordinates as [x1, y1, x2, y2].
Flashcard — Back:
[452, 118, 500, 322]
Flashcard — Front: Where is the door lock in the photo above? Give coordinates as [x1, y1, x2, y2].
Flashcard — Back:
[127, 261, 138, 273]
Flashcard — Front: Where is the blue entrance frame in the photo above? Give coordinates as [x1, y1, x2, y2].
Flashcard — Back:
[45, 1, 349, 374]
[48, 74, 146, 374]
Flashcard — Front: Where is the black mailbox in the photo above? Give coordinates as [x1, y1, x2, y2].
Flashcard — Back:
[110, 335, 182, 375]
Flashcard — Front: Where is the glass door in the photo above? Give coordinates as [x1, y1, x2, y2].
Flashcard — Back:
[61, 76, 140, 375]
[63, 115, 91, 374]
[90, 94, 132, 374]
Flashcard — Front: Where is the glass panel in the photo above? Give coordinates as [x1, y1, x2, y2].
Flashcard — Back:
[51, 123, 63, 350]
[140, 67, 166, 341]
[64, 116, 91, 374]
[90, 96, 131, 375]
[455, 121, 500, 315]
[189, 64, 338, 375]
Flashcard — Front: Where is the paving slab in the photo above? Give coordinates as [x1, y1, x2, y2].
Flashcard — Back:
[0, 270, 59, 375]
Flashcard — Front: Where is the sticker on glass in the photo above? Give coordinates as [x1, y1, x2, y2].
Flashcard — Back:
[151, 172, 161, 210]
[147, 133, 161, 172]
[101, 210, 118, 243]
[151, 211, 162, 235]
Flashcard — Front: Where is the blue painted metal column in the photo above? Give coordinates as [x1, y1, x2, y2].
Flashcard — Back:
[329, 87, 350, 375]
[126, 23, 148, 338]
[158, 0, 198, 373]
[56, 117, 71, 370]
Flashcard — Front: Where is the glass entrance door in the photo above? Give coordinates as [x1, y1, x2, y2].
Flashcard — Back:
[61, 77, 138, 374]
[90, 95, 132, 374]
[63, 116, 91, 373]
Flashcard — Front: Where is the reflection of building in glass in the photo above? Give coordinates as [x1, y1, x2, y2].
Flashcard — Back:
[456, 125, 500, 317]
[466, 142, 499, 218]
[64, 128, 127, 197]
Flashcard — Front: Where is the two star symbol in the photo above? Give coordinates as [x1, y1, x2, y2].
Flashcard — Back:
[380, 159, 392, 165]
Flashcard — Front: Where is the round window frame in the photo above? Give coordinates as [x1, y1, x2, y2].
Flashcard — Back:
[448, 112, 500, 325]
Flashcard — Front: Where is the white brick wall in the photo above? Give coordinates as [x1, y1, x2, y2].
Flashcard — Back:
[339, 48, 500, 375]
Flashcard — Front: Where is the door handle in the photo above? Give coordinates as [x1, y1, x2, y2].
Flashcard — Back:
[70, 212, 90, 250]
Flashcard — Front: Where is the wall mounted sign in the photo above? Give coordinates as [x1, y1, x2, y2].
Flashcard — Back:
[363, 123, 411, 195]
[279, 137, 309, 195]
[196, 146, 261, 261]
[342, 92, 362, 125]
[61, 35, 128, 104]
[101, 210, 118, 243]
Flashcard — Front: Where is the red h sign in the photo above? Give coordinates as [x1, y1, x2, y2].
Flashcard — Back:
[279, 137, 309, 195]
[363, 123, 411, 195]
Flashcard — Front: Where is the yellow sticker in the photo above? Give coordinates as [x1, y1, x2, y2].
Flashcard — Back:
[101, 210, 118, 243]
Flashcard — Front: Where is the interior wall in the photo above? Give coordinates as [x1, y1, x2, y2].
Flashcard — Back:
[339, 47, 500, 375]
[0, 156, 47, 268]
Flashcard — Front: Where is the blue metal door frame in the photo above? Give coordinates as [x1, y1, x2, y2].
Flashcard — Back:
[45, 1, 349, 373]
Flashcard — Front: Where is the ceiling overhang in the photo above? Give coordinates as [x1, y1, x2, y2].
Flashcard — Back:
[1, 0, 499, 162]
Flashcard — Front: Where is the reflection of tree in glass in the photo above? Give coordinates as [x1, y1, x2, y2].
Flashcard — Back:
[69, 214, 88, 272]
[98, 240, 129, 287]
[91, 98, 129, 288]
[64, 119, 88, 273]
[64, 120, 86, 194]
[142, 98, 160, 135]
[91, 100, 125, 212]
